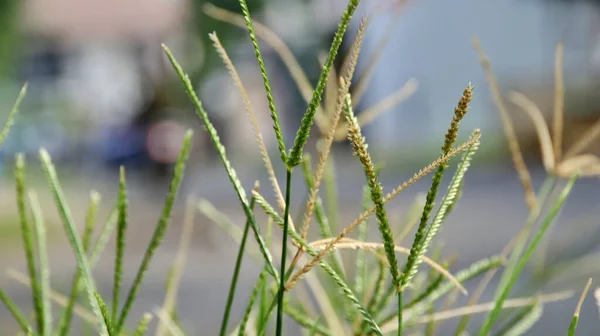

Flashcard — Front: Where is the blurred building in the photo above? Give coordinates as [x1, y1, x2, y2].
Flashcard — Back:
[359, 0, 600, 155]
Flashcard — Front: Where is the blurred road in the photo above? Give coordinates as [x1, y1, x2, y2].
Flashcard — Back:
[0, 159, 598, 335]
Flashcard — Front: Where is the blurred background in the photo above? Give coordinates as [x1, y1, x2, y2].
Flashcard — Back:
[0, 0, 599, 334]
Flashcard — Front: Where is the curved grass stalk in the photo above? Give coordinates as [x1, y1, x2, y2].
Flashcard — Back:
[0, 83, 27, 148]
[39, 149, 109, 336]
[113, 131, 193, 333]
[479, 175, 578, 335]
[163, 45, 278, 282]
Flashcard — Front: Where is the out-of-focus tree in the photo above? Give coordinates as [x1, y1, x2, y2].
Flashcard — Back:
[0, 0, 19, 78]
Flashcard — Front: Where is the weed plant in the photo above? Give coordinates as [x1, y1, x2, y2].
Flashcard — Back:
[1, 1, 600, 336]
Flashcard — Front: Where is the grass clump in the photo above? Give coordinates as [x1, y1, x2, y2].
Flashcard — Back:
[0, 2, 598, 336]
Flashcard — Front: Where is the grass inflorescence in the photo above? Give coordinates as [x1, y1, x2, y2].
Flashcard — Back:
[0, 2, 596, 336]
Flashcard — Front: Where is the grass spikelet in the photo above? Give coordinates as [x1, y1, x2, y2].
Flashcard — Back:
[162, 44, 279, 282]
[253, 191, 383, 335]
[236, 0, 287, 163]
[0, 83, 27, 148]
[112, 166, 128, 321]
[95, 292, 112, 334]
[299, 14, 366, 241]
[28, 191, 52, 336]
[400, 84, 473, 295]
[221, 182, 260, 336]
[0, 288, 33, 334]
[113, 131, 193, 333]
[39, 149, 109, 335]
[340, 91, 402, 324]
[56, 191, 102, 335]
[208, 32, 287, 215]
[287, 0, 360, 167]
[479, 174, 578, 335]
[568, 278, 593, 336]
[297, 134, 480, 281]
[14, 153, 45, 335]
[472, 37, 537, 210]
[157, 195, 197, 336]
[132, 313, 153, 336]
[420, 129, 481, 260]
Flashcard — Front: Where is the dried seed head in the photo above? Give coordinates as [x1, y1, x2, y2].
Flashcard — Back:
[441, 84, 473, 155]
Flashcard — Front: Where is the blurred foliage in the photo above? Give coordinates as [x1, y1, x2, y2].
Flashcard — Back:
[0, 0, 19, 78]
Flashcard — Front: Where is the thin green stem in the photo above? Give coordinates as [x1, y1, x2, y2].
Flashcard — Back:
[29, 191, 52, 336]
[112, 166, 128, 321]
[219, 194, 258, 336]
[276, 169, 293, 336]
[0, 83, 27, 149]
[479, 175, 577, 335]
[15, 154, 44, 335]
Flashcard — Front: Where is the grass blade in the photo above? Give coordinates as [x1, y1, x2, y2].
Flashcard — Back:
[287, 0, 360, 167]
[567, 278, 593, 336]
[220, 183, 260, 336]
[15, 154, 44, 335]
[0, 288, 33, 334]
[39, 149, 108, 336]
[0, 83, 27, 149]
[112, 166, 128, 320]
[479, 175, 578, 335]
[29, 191, 52, 336]
[55, 191, 102, 336]
[162, 44, 279, 282]
[114, 131, 193, 333]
